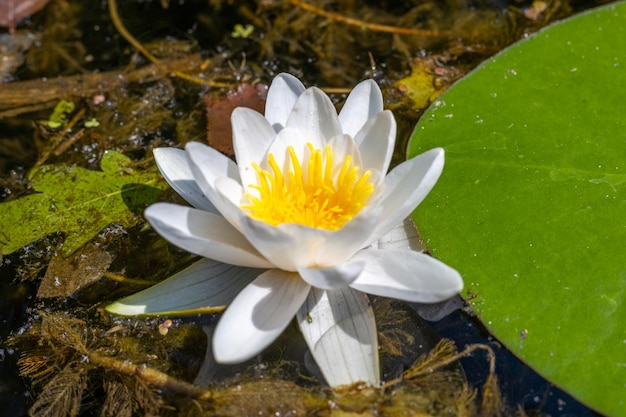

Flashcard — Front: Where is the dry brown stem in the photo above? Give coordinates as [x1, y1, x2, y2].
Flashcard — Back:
[108, 0, 218, 87]
[0, 56, 201, 119]
[289, 0, 453, 38]
[87, 351, 214, 402]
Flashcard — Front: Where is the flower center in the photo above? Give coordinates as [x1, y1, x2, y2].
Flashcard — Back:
[242, 143, 375, 230]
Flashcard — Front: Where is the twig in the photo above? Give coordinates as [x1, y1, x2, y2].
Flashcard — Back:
[103, 272, 156, 287]
[0, 56, 201, 119]
[382, 342, 496, 389]
[107, 0, 161, 67]
[107, 0, 221, 87]
[87, 351, 214, 401]
[289, 0, 453, 38]
[33, 107, 87, 169]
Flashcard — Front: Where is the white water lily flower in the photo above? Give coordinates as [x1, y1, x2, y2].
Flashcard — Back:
[109, 73, 463, 387]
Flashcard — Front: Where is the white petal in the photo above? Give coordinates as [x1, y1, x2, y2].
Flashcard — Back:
[185, 141, 244, 230]
[214, 176, 247, 208]
[105, 258, 261, 316]
[194, 325, 216, 386]
[145, 203, 272, 268]
[153, 148, 218, 213]
[354, 110, 396, 177]
[264, 73, 305, 131]
[297, 287, 379, 386]
[239, 215, 331, 271]
[231, 107, 277, 188]
[338, 79, 383, 138]
[327, 134, 362, 177]
[297, 260, 366, 290]
[412, 296, 465, 322]
[374, 216, 426, 252]
[262, 126, 310, 180]
[285, 87, 342, 148]
[213, 269, 310, 364]
[315, 209, 381, 266]
[370, 148, 444, 241]
[350, 249, 463, 303]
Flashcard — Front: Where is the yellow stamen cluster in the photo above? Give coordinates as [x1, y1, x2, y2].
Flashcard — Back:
[242, 143, 375, 230]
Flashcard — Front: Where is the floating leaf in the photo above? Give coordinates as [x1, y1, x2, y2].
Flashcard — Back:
[0, 151, 166, 256]
[408, 2, 626, 415]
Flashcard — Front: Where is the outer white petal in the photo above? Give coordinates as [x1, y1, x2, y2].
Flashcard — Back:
[285, 87, 343, 148]
[238, 215, 331, 271]
[145, 203, 272, 268]
[374, 216, 426, 252]
[350, 249, 463, 303]
[185, 141, 244, 230]
[338, 79, 383, 138]
[214, 176, 246, 209]
[370, 148, 444, 241]
[213, 269, 311, 364]
[354, 110, 396, 177]
[231, 107, 277, 187]
[264, 73, 306, 132]
[297, 260, 366, 290]
[315, 208, 381, 266]
[106, 258, 261, 316]
[297, 287, 379, 386]
[153, 148, 218, 213]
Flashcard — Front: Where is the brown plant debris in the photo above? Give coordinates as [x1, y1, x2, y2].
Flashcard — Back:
[11, 310, 503, 417]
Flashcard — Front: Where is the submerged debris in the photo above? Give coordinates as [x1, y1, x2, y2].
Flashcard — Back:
[11, 311, 502, 417]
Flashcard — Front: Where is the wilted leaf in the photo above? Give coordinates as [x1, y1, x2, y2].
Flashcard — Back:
[0, 151, 167, 256]
[205, 83, 267, 156]
[37, 243, 113, 298]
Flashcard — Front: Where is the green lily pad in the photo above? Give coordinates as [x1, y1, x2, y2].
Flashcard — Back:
[0, 151, 166, 256]
[408, 2, 626, 416]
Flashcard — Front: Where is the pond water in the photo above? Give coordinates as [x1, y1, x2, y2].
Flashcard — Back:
[0, 1, 614, 416]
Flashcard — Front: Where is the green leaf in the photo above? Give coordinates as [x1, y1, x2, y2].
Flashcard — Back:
[0, 151, 166, 256]
[42, 99, 75, 129]
[407, 2, 626, 416]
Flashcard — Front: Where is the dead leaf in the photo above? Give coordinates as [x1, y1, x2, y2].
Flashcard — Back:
[38, 243, 112, 298]
[205, 83, 268, 156]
